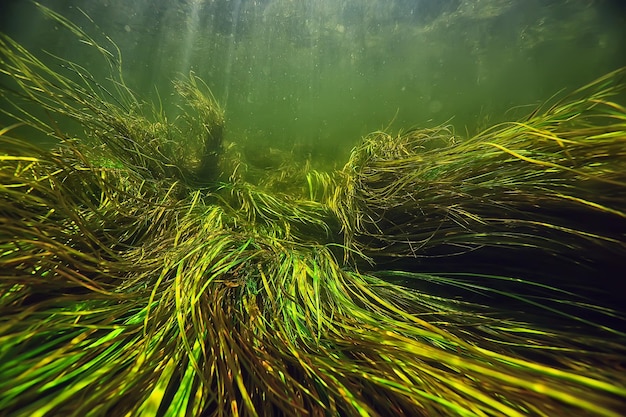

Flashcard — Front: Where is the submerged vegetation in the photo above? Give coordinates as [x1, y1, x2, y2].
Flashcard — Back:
[1, 4, 626, 417]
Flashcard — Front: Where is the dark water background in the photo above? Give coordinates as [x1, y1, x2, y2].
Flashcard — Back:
[1, 0, 626, 165]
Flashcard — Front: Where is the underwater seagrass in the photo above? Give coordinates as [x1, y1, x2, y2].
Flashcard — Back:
[1, 4, 626, 417]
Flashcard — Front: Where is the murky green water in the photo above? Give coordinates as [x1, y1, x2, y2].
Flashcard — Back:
[1, 0, 625, 163]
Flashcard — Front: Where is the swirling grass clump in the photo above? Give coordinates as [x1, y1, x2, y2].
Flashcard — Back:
[1, 4, 626, 417]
